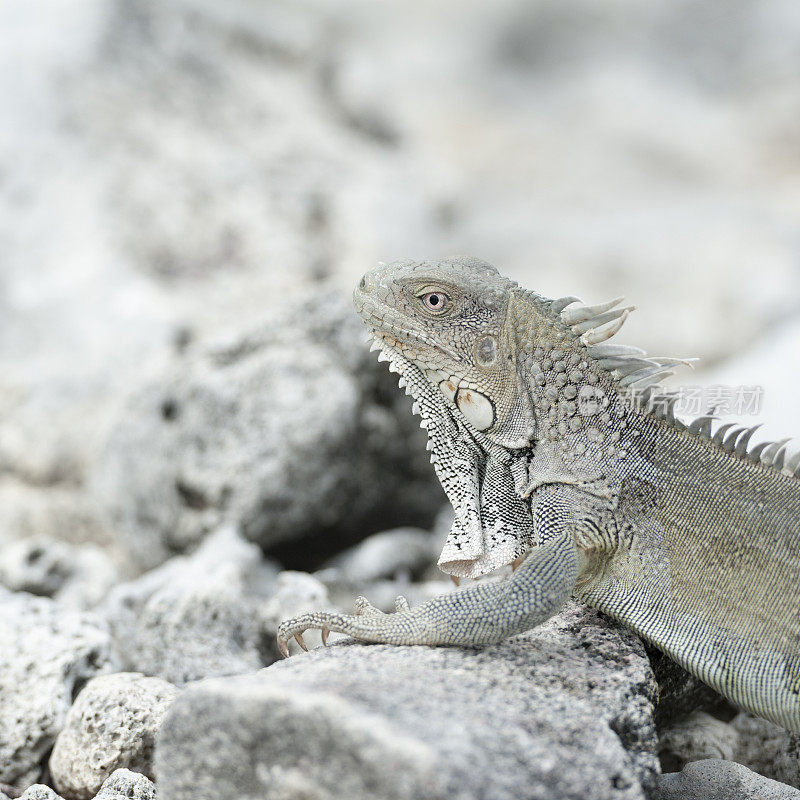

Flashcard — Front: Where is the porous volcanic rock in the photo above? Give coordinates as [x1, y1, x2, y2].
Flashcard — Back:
[50, 673, 178, 799]
[157, 603, 659, 800]
[0, 593, 116, 788]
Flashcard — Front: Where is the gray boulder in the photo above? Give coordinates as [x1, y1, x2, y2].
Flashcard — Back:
[0, 594, 116, 788]
[156, 603, 659, 800]
[0, 481, 110, 553]
[0, 537, 119, 610]
[91, 290, 440, 570]
[658, 711, 738, 773]
[654, 759, 800, 800]
[318, 527, 439, 583]
[50, 673, 178, 799]
[17, 788, 63, 800]
[94, 770, 156, 800]
[101, 526, 277, 685]
[732, 713, 800, 789]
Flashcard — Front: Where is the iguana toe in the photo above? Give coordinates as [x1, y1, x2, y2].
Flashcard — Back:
[353, 596, 384, 616]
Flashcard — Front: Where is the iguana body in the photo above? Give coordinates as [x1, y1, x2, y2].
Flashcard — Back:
[278, 256, 800, 732]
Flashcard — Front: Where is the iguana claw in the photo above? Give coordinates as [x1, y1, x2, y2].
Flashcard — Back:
[276, 629, 309, 658]
[277, 634, 290, 658]
[277, 599, 415, 656]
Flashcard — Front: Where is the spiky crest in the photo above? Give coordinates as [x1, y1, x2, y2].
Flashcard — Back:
[544, 295, 799, 480]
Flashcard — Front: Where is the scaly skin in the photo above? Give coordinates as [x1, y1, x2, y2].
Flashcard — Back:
[278, 256, 800, 732]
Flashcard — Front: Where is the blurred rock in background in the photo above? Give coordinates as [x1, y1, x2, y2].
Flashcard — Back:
[1, 0, 800, 798]
[90, 289, 441, 569]
[2, 0, 799, 509]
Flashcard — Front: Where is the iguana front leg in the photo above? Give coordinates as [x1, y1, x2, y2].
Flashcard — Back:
[277, 528, 579, 656]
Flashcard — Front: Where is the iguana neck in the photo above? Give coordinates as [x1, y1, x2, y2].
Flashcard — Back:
[506, 289, 638, 489]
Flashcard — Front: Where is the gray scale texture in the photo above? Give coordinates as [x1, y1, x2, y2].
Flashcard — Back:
[157, 604, 659, 800]
[731, 714, 800, 788]
[0, 536, 119, 611]
[653, 759, 800, 800]
[93, 770, 157, 800]
[0, 592, 116, 788]
[100, 526, 277, 685]
[49, 673, 178, 799]
[91, 289, 441, 570]
[658, 711, 739, 772]
[16, 788, 63, 800]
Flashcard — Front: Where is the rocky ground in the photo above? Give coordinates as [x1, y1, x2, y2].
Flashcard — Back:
[2, 285, 799, 800]
[2, 0, 800, 798]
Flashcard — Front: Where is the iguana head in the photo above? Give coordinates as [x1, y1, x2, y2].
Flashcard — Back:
[354, 256, 537, 577]
[354, 256, 534, 450]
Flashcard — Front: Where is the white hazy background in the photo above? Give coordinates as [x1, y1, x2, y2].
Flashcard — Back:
[1, 0, 799, 482]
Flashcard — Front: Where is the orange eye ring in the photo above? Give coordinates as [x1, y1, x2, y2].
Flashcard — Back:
[421, 291, 449, 313]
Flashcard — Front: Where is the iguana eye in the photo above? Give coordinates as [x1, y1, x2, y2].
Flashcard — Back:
[421, 291, 449, 313]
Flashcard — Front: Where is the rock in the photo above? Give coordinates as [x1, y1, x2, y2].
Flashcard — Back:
[101, 526, 277, 685]
[646, 644, 736, 726]
[658, 711, 738, 773]
[0, 594, 116, 788]
[318, 527, 438, 583]
[0, 537, 120, 610]
[0, 481, 110, 552]
[732, 713, 800, 789]
[653, 759, 800, 800]
[94, 770, 156, 800]
[258, 571, 334, 658]
[156, 603, 659, 800]
[91, 289, 440, 570]
[50, 673, 178, 799]
[17, 788, 63, 800]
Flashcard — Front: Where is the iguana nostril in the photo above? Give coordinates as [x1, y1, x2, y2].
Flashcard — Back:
[359, 274, 367, 290]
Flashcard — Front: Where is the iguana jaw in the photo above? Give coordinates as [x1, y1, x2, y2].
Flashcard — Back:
[354, 286, 497, 449]
[360, 329, 534, 577]
[354, 293, 464, 366]
[354, 269, 532, 447]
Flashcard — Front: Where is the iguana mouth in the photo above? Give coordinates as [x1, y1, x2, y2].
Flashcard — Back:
[363, 328, 454, 426]
[355, 295, 463, 364]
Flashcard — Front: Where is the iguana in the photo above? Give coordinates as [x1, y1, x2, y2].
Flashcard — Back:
[278, 256, 800, 732]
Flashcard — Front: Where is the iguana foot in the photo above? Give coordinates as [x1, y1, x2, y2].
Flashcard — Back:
[277, 595, 411, 657]
[277, 527, 578, 656]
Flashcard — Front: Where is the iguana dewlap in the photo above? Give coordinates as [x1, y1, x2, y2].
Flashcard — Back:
[278, 256, 800, 733]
